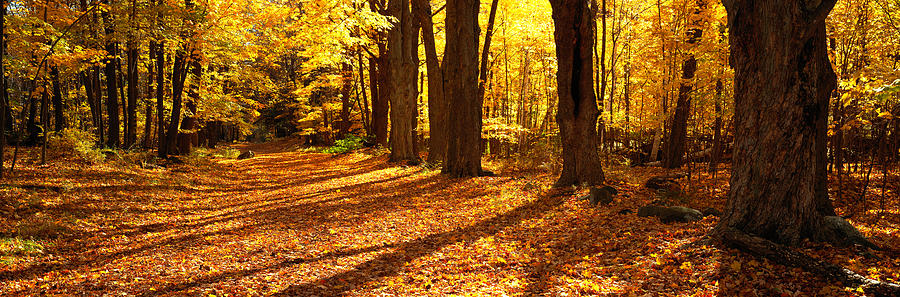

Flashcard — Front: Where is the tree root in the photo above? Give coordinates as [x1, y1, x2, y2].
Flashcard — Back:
[716, 227, 900, 297]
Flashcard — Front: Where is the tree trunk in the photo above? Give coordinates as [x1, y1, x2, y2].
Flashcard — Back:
[386, 0, 420, 163]
[340, 62, 352, 137]
[0, 1, 6, 177]
[550, 0, 605, 186]
[708, 79, 723, 175]
[414, 0, 447, 164]
[155, 44, 167, 156]
[713, 0, 841, 245]
[477, 0, 500, 102]
[178, 56, 202, 155]
[162, 50, 188, 157]
[143, 41, 156, 148]
[663, 0, 705, 169]
[51, 67, 65, 132]
[442, 0, 482, 176]
[358, 52, 371, 135]
[103, 0, 120, 148]
[372, 47, 390, 147]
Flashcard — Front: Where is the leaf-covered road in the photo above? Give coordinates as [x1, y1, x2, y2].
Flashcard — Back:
[2, 142, 898, 296]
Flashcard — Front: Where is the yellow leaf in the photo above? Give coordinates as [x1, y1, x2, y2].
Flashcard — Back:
[730, 261, 741, 271]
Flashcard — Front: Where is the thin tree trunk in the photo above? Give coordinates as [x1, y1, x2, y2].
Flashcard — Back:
[663, 0, 705, 169]
[708, 79, 723, 176]
[477, 0, 500, 102]
[414, 0, 447, 164]
[103, 0, 120, 148]
[340, 62, 352, 137]
[51, 67, 65, 131]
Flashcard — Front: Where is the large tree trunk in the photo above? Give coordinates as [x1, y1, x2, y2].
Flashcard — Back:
[442, 0, 482, 176]
[385, 0, 420, 163]
[550, 0, 605, 186]
[413, 0, 446, 164]
[713, 0, 840, 245]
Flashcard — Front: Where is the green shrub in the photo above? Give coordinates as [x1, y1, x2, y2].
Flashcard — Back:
[213, 148, 241, 159]
[324, 135, 365, 154]
[48, 128, 105, 163]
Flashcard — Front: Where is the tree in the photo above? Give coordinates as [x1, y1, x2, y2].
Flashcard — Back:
[414, 0, 446, 164]
[103, 0, 121, 148]
[385, 0, 420, 163]
[713, 0, 841, 244]
[663, 0, 706, 169]
[549, 0, 605, 186]
[442, 0, 483, 176]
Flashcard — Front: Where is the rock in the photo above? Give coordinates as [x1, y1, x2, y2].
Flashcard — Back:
[479, 170, 497, 177]
[238, 150, 255, 160]
[589, 186, 618, 205]
[823, 216, 876, 249]
[637, 205, 703, 223]
[702, 207, 723, 217]
[645, 175, 684, 193]
[578, 185, 618, 206]
[522, 182, 540, 192]
[618, 209, 633, 215]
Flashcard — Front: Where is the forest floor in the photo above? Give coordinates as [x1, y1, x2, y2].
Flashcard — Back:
[1, 138, 899, 296]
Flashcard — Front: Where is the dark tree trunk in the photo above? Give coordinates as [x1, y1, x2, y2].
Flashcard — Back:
[103, 1, 120, 148]
[385, 0, 420, 163]
[0, 1, 5, 177]
[549, 0, 605, 186]
[125, 44, 139, 147]
[177, 56, 202, 155]
[340, 62, 352, 137]
[708, 79, 723, 175]
[162, 51, 188, 157]
[155, 44, 167, 155]
[477, 0, 500, 102]
[663, 0, 705, 169]
[26, 84, 39, 145]
[713, 0, 841, 245]
[441, 0, 482, 176]
[51, 67, 65, 132]
[413, 0, 446, 164]
[143, 41, 156, 148]
[92, 66, 104, 145]
[372, 48, 390, 147]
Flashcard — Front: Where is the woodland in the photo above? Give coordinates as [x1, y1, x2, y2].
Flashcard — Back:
[1, 0, 900, 295]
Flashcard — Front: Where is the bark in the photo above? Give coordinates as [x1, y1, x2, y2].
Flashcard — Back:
[385, 0, 420, 163]
[713, 0, 840, 245]
[663, 0, 705, 169]
[550, 0, 605, 186]
[414, 0, 447, 164]
[442, 0, 482, 176]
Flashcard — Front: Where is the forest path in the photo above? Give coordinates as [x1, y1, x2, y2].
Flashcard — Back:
[3, 142, 894, 295]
